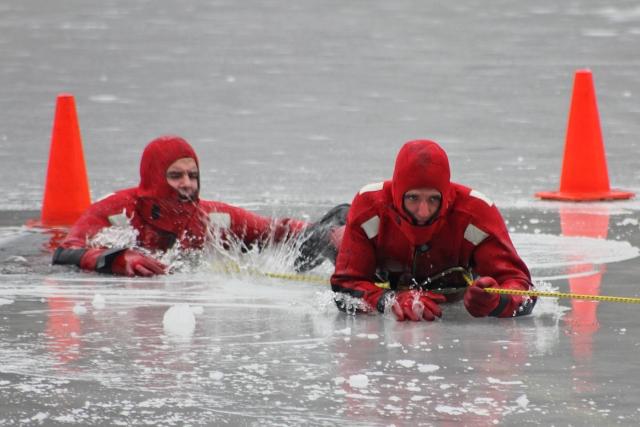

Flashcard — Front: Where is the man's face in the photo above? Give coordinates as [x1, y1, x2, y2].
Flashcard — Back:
[165, 157, 199, 201]
[402, 187, 442, 225]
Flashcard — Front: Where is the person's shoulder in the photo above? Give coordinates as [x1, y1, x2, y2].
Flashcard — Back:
[451, 183, 496, 212]
[198, 199, 262, 227]
[199, 199, 247, 214]
[96, 187, 137, 203]
[349, 181, 391, 223]
[449, 183, 505, 233]
[86, 188, 137, 214]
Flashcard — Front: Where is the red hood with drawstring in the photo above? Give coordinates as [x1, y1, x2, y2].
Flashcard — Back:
[391, 139, 452, 224]
[138, 135, 200, 200]
[388, 140, 455, 245]
[134, 135, 208, 247]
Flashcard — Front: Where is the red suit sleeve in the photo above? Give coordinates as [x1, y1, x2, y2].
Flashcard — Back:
[468, 202, 535, 317]
[52, 193, 133, 272]
[330, 194, 388, 312]
[201, 201, 307, 246]
[60, 198, 121, 249]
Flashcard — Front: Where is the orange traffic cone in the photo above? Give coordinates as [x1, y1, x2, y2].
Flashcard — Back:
[40, 93, 91, 226]
[536, 69, 634, 201]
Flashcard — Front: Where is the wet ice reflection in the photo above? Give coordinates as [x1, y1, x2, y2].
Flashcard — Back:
[1, 219, 639, 424]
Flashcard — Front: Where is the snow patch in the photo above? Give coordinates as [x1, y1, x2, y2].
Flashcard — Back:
[91, 294, 106, 309]
[487, 377, 523, 385]
[72, 304, 87, 315]
[348, 374, 369, 388]
[436, 405, 466, 415]
[418, 363, 440, 373]
[209, 371, 224, 381]
[396, 359, 416, 368]
[516, 394, 529, 408]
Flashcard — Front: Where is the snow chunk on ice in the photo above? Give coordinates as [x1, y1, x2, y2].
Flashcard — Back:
[163, 303, 196, 337]
[487, 377, 523, 385]
[396, 359, 416, 368]
[436, 405, 466, 415]
[0, 298, 14, 306]
[516, 394, 529, 408]
[418, 363, 440, 373]
[348, 374, 369, 388]
[617, 218, 638, 226]
[31, 412, 49, 423]
[72, 304, 87, 315]
[356, 333, 379, 339]
[91, 294, 106, 309]
[209, 371, 224, 381]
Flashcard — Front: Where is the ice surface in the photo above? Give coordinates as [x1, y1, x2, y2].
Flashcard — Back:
[3, 0, 640, 423]
[2, 216, 639, 424]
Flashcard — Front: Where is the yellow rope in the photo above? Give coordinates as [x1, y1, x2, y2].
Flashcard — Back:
[483, 287, 640, 304]
[259, 271, 394, 288]
[261, 271, 329, 284]
[257, 270, 640, 304]
[212, 260, 640, 304]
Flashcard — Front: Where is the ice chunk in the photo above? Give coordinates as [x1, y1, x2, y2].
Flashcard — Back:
[348, 374, 369, 389]
[418, 363, 440, 373]
[209, 371, 224, 381]
[72, 304, 87, 315]
[163, 303, 196, 337]
[92, 294, 106, 310]
[396, 360, 416, 368]
[516, 394, 529, 408]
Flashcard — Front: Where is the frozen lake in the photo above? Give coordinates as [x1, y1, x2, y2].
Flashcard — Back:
[2, 0, 640, 425]
[2, 207, 640, 425]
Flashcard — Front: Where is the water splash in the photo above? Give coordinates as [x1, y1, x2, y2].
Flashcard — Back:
[86, 213, 316, 281]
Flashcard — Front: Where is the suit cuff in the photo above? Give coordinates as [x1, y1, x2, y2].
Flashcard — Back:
[488, 295, 511, 317]
[52, 248, 87, 266]
[95, 248, 128, 273]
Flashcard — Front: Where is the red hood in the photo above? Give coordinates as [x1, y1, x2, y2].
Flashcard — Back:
[391, 140, 452, 223]
[135, 135, 209, 248]
[138, 135, 200, 200]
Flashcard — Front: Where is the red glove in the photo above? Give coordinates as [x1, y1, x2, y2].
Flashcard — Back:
[464, 276, 503, 317]
[391, 290, 445, 322]
[111, 249, 167, 277]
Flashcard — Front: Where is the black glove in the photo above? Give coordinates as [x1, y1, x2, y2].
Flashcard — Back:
[294, 203, 350, 272]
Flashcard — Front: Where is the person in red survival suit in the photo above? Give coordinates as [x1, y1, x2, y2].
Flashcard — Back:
[331, 139, 536, 321]
[51, 135, 318, 277]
